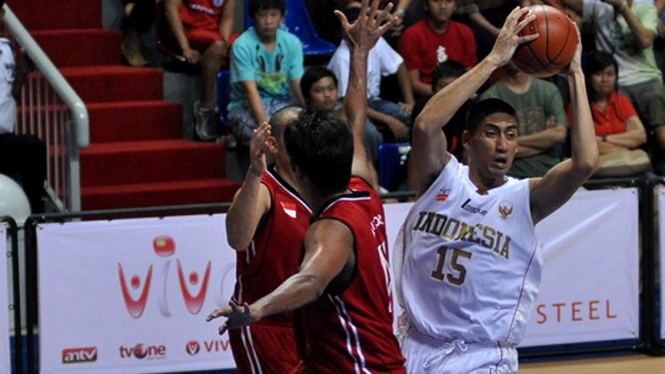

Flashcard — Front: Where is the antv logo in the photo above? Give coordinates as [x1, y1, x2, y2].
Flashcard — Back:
[62, 347, 97, 364]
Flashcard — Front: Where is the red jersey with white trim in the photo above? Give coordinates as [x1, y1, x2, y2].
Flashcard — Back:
[233, 165, 312, 327]
[179, 0, 228, 32]
[295, 177, 405, 374]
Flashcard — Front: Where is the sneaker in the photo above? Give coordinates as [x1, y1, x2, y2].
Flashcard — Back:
[194, 101, 218, 141]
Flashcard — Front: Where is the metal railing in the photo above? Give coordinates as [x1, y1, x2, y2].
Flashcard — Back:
[3, 5, 89, 212]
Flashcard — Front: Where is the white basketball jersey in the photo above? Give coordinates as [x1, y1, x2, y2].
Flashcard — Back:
[395, 156, 542, 345]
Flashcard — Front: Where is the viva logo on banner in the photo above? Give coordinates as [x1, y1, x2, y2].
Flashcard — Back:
[37, 215, 238, 374]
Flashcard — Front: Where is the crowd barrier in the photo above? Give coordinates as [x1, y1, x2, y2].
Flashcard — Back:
[10, 175, 665, 374]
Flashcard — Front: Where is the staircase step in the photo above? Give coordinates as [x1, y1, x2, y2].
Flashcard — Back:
[87, 101, 183, 143]
[81, 179, 242, 211]
[9, 0, 101, 31]
[30, 66, 164, 103]
[32, 29, 122, 68]
[80, 140, 227, 187]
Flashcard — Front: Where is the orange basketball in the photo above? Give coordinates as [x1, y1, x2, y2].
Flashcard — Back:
[511, 5, 578, 78]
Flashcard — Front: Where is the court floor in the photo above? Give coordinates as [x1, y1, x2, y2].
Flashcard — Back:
[520, 354, 665, 373]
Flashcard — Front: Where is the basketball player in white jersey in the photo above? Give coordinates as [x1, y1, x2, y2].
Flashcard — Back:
[394, 7, 599, 374]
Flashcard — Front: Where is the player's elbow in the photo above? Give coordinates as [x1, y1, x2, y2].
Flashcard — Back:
[574, 154, 599, 178]
[227, 236, 250, 252]
[298, 273, 327, 300]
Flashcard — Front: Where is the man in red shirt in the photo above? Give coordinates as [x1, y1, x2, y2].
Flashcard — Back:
[398, 0, 477, 97]
[223, 106, 309, 374]
[208, 1, 406, 373]
[165, 0, 236, 141]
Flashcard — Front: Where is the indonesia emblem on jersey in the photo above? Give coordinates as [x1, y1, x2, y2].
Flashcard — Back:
[280, 202, 297, 218]
[436, 188, 451, 202]
[498, 201, 514, 221]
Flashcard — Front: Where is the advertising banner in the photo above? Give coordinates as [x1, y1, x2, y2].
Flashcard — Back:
[519, 188, 640, 347]
[37, 215, 237, 374]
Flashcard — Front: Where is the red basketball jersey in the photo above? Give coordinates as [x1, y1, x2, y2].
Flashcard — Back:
[295, 177, 405, 374]
[234, 165, 312, 326]
[179, 0, 228, 32]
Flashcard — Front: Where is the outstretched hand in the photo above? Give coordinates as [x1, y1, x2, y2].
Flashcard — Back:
[334, 0, 397, 52]
[248, 122, 271, 177]
[487, 6, 539, 68]
[206, 301, 259, 335]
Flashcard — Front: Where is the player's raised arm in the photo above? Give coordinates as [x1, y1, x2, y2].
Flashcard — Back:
[225, 122, 272, 250]
[409, 6, 537, 196]
[335, 0, 396, 188]
[529, 25, 599, 224]
[208, 219, 354, 334]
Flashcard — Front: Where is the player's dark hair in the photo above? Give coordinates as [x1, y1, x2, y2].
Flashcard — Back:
[343, 5, 361, 23]
[465, 99, 517, 134]
[431, 61, 466, 91]
[284, 107, 353, 194]
[249, 0, 286, 19]
[583, 51, 619, 104]
[269, 105, 303, 140]
[300, 66, 338, 102]
[0, 0, 5, 8]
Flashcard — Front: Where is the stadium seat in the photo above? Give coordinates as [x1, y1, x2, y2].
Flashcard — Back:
[378, 142, 411, 191]
[217, 69, 231, 127]
[245, 0, 337, 56]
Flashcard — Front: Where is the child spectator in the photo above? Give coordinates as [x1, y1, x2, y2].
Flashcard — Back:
[398, 0, 477, 97]
[329, 2, 414, 145]
[227, 0, 305, 147]
[571, 51, 649, 177]
[165, 0, 236, 141]
[300, 66, 384, 165]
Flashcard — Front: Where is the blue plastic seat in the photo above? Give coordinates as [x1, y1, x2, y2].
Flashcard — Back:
[217, 70, 231, 127]
[245, 0, 337, 56]
[378, 142, 411, 191]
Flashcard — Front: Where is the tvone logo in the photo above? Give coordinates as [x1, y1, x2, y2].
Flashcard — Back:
[119, 344, 167, 360]
[62, 347, 97, 364]
[118, 235, 213, 318]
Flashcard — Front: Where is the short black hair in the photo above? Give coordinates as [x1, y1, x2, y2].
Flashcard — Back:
[249, 0, 286, 19]
[0, 0, 5, 8]
[284, 108, 353, 194]
[343, 6, 361, 24]
[583, 51, 619, 102]
[465, 99, 517, 134]
[431, 61, 466, 91]
[300, 66, 338, 102]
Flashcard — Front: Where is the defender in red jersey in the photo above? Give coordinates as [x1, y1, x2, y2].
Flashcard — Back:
[224, 107, 309, 374]
[208, 1, 406, 372]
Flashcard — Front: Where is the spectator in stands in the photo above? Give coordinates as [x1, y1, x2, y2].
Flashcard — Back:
[649, 85, 665, 173]
[300, 66, 384, 166]
[328, 2, 414, 143]
[120, 0, 155, 67]
[227, 0, 305, 148]
[398, 0, 477, 98]
[572, 51, 650, 177]
[560, 0, 663, 121]
[480, 62, 567, 178]
[455, 0, 522, 61]
[165, 0, 236, 141]
[0, 2, 46, 214]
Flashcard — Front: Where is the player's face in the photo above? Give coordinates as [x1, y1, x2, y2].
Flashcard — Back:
[426, 0, 456, 24]
[253, 8, 284, 39]
[465, 112, 519, 182]
[308, 77, 338, 112]
[591, 65, 617, 99]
